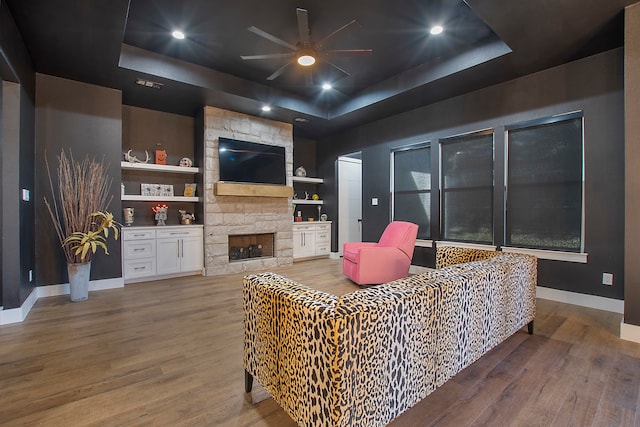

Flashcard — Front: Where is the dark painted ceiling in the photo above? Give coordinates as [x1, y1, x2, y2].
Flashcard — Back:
[4, 0, 637, 138]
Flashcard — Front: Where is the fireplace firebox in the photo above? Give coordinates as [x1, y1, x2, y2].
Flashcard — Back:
[228, 233, 275, 261]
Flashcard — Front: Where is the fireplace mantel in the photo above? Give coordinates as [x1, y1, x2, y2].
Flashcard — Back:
[215, 182, 293, 198]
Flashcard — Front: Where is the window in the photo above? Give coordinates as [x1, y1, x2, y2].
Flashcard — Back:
[506, 112, 583, 252]
[441, 131, 494, 243]
[391, 144, 431, 239]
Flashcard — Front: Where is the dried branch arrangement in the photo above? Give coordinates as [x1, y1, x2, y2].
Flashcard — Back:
[44, 150, 114, 264]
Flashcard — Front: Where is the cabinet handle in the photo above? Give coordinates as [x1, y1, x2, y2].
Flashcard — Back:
[170, 232, 189, 235]
[133, 248, 144, 252]
[134, 266, 146, 270]
[133, 233, 146, 237]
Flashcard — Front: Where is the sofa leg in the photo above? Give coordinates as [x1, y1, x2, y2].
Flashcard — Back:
[245, 370, 253, 393]
[527, 321, 534, 335]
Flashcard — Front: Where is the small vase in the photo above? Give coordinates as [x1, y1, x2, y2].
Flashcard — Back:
[68, 262, 91, 302]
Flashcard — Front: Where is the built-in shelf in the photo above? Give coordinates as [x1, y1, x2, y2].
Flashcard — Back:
[293, 199, 323, 205]
[292, 176, 323, 184]
[121, 161, 200, 174]
[121, 195, 201, 202]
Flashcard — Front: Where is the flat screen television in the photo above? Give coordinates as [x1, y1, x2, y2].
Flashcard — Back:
[218, 137, 286, 185]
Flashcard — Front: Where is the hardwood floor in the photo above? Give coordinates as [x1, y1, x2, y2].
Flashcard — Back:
[1, 258, 639, 426]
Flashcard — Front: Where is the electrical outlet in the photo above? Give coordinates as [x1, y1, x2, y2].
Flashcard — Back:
[371, 198, 379, 206]
[28, 270, 33, 282]
[602, 272, 613, 286]
[21, 189, 30, 201]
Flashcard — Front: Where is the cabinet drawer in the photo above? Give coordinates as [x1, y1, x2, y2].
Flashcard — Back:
[315, 224, 331, 232]
[293, 224, 314, 232]
[316, 244, 331, 255]
[124, 258, 156, 278]
[123, 241, 155, 259]
[156, 228, 203, 239]
[123, 229, 156, 240]
[315, 231, 330, 243]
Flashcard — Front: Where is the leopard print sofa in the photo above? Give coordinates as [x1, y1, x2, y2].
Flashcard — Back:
[435, 245, 502, 269]
[243, 249, 536, 427]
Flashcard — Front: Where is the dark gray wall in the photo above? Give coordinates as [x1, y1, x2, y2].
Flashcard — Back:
[293, 136, 319, 221]
[35, 74, 122, 285]
[318, 48, 625, 300]
[625, 4, 640, 325]
[122, 105, 196, 226]
[0, 0, 36, 309]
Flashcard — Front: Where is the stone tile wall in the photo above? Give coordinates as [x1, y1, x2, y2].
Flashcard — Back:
[203, 106, 294, 275]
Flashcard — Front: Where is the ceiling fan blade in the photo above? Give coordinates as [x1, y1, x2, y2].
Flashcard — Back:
[267, 61, 292, 80]
[241, 53, 295, 60]
[296, 8, 310, 47]
[324, 59, 351, 77]
[248, 26, 296, 50]
[323, 49, 373, 57]
[317, 20, 358, 48]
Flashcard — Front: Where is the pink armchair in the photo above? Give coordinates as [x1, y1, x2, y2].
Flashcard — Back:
[343, 221, 419, 285]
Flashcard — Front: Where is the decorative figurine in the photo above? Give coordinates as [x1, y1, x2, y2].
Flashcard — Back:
[123, 207, 134, 226]
[152, 204, 168, 226]
[179, 157, 193, 167]
[179, 210, 195, 225]
[295, 166, 307, 177]
[124, 149, 150, 163]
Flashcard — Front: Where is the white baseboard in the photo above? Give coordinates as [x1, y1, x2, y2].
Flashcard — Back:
[0, 277, 124, 325]
[620, 321, 640, 343]
[536, 286, 624, 314]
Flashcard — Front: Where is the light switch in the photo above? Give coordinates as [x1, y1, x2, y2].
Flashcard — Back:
[21, 189, 30, 201]
[371, 198, 378, 206]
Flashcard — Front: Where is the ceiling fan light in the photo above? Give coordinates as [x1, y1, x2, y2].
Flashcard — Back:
[322, 83, 332, 90]
[297, 54, 316, 66]
[430, 25, 444, 35]
[172, 30, 185, 40]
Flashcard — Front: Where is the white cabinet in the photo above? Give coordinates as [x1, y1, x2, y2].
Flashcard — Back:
[293, 224, 316, 258]
[156, 227, 204, 275]
[122, 225, 203, 283]
[293, 221, 332, 259]
[122, 229, 157, 280]
[314, 222, 331, 256]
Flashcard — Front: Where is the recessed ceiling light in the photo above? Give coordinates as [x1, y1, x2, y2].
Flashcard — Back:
[322, 83, 332, 90]
[172, 30, 185, 40]
[261, 105, 272, 112]
[297, 54, 316, 66]
[430, 25, 444, 35]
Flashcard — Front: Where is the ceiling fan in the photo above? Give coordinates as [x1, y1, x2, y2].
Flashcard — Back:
[240, 8, 372, 84]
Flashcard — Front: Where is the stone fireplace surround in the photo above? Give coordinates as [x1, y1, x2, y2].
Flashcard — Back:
[203, 106, 294, 276]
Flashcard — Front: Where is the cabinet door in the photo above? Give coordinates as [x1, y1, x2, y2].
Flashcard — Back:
[180, 236, 203, 272]
[156, 238, 181, 275]
[299, 231, 316, 258]
[293, 230, 304, 259]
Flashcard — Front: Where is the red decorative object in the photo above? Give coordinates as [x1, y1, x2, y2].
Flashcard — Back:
[152, 204, 169, 213]
[155, 150, 167, 165]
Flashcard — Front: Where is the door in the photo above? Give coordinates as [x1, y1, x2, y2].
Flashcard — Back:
[338, 155, 362, 256]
